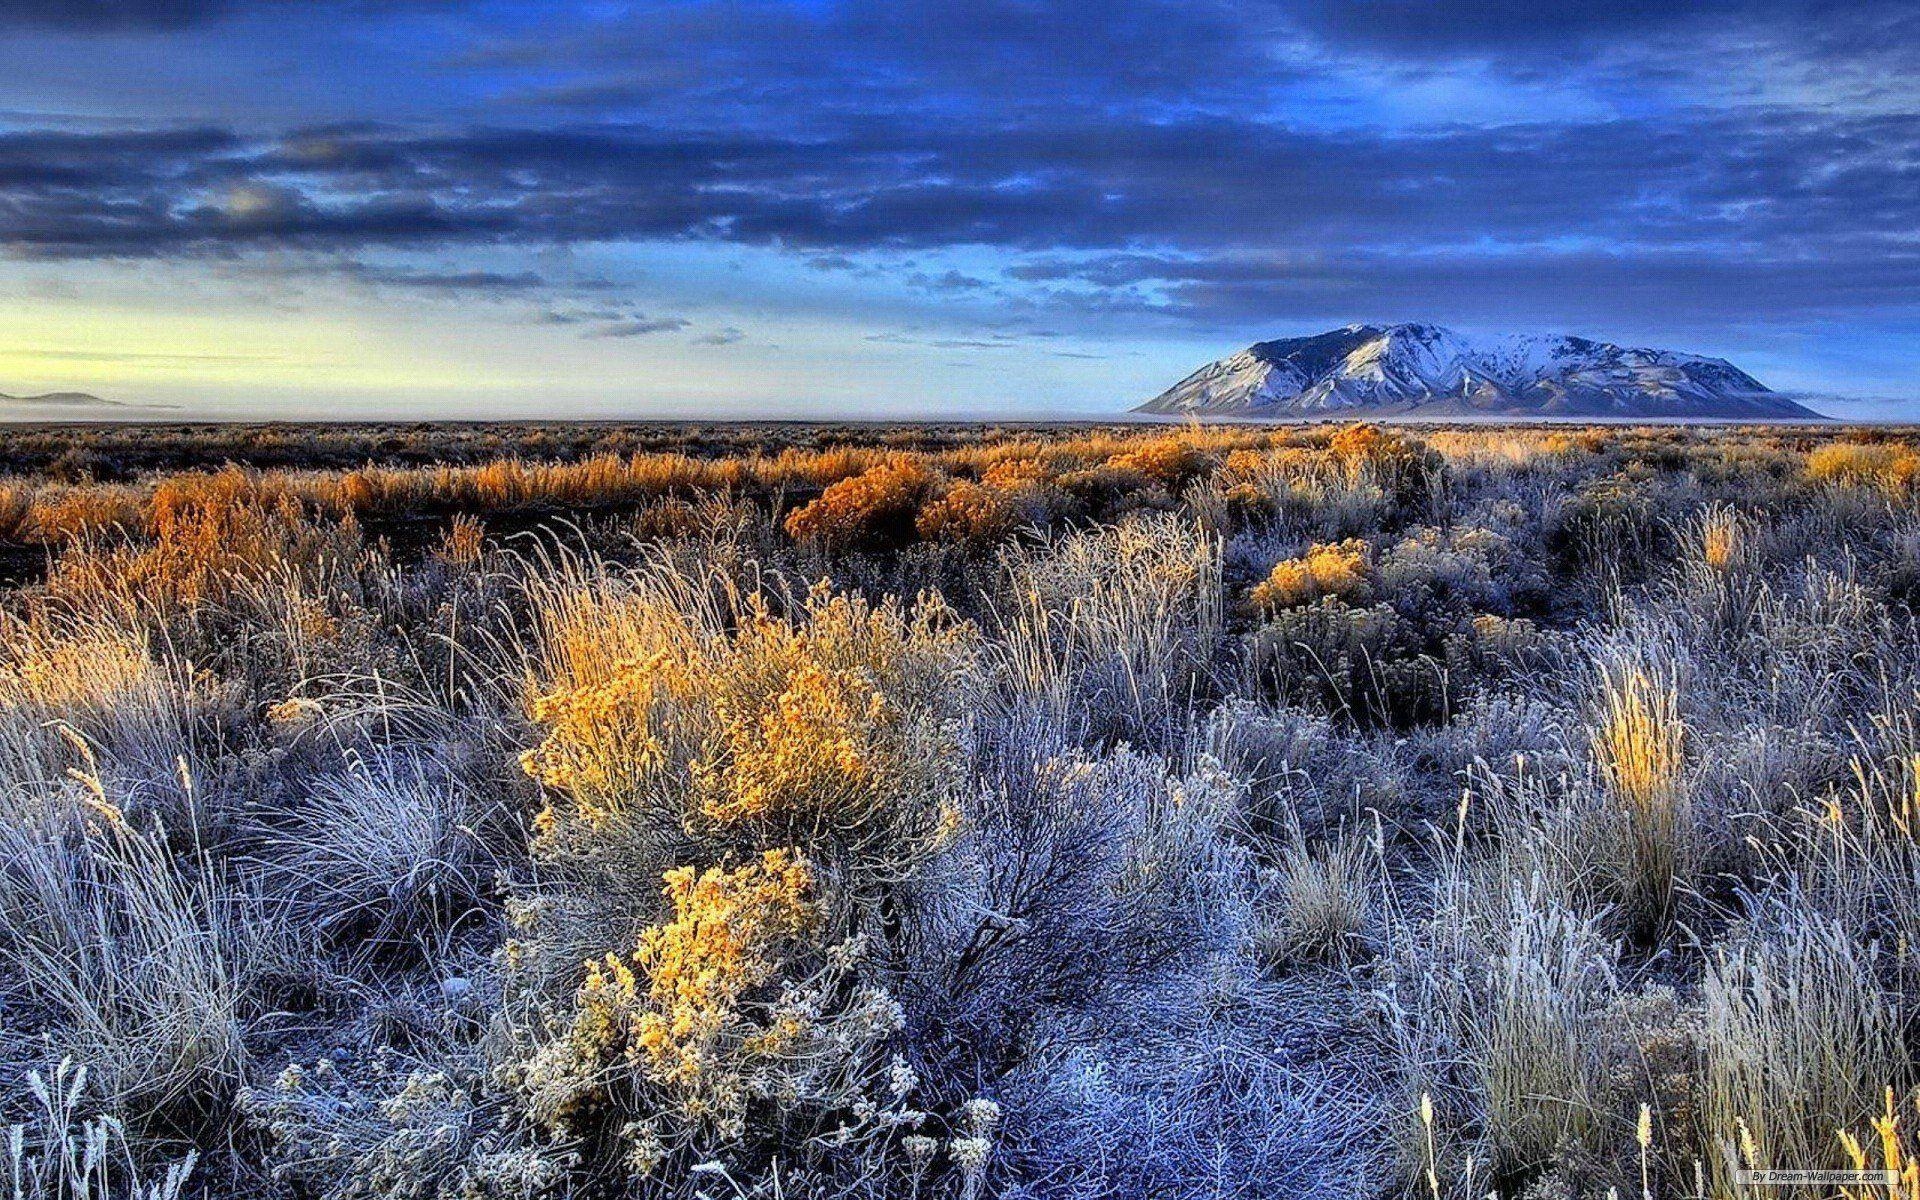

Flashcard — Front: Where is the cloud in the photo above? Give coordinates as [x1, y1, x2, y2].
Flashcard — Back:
[8, 348, 279, 364]
[338, 262, 547, 292]
[691, 326, 746, 345]
[0, 0, 1916, 353]
[0, 0, 448, 31]
[583, 315, 692, 338]
[1281, 0, 1917, 60]
[6, 109, 1916, 329]
[0, 1, 225, 30]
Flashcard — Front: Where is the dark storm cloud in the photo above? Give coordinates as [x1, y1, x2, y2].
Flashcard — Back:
[479, 0, 1292, 127]
[7, 112, 1914, 268]
[0, 0, 451, 29]
[0, 0, 222, 29]
[1011, 245, 1920, 326]
[1280, 0, 1918, 60]
[336, 262, 547, 291]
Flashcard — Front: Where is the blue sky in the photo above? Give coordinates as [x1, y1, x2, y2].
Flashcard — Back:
[1, 0, 1916, 419]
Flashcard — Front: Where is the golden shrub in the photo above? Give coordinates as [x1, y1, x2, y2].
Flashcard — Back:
[980, 457, 1050, 487]
[519, 650, 676, 820]
[519, 849, 904, 1153]
[630, 850, 820, 1091]
[1328, 423, 1444, 512]
[915, 480, 1023, 546]
[1249, 539, 1374, 611]
[1104, 437, 1209, 487]
[783, 460, 941, 551]
[1806, 441, 1920, 493]
[522, 582, 975, 862]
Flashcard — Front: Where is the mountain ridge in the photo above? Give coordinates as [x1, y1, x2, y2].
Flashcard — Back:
[1136, 324, 1827, 419]
[0, 391, 181, 416]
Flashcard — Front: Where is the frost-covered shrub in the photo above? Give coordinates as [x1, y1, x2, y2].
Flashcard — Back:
[240, 1060, 553, 1200]
[903, 734, 1249, 1080]
[1202, 699, 1405, 842]
[1250, 600, 1445, 728]
[997, 513, 1223, 751]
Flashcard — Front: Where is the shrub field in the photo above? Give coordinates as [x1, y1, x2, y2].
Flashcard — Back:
[3, 419, 1919, 1198]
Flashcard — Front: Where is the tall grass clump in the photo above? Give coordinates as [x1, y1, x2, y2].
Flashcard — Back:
[0, 617, 198, 814]
[1701, 902, 1907, 1191]
[6, 1059, 199, 1200]
[1590, 646, 1690, 938]
[255, 747, 494, 946]
[996, 511, 1222, 752]
[1384, 862, 1622, 1192]
[1253, 830, 1374, 969]
[0, 788, 248, 1134]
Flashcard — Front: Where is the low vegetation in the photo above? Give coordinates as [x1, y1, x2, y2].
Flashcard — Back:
[0, 417, 1915, 1197]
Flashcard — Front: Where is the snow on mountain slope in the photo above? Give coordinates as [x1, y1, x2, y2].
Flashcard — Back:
[1136, 324, 1826, 419]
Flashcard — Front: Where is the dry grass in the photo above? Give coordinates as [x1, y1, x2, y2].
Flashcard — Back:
[1591, 648, 1690, 937]
[1702, 904, 1908, 1193]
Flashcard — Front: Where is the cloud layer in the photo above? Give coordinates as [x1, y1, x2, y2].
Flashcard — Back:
[1, 0, 1917, 400]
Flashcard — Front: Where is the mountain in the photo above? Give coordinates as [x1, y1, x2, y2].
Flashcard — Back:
[1136, 324, 1826, 419]
[0, 391, 179, 415]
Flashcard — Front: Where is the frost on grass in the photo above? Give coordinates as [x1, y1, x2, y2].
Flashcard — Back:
[1, 422, 1917, 1198]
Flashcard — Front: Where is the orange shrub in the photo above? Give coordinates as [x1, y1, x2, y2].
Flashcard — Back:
[1105, 436, 1210, 488]
[981, 457, 1051, 487]
[915, 480, 1023, 547]
[521, 583, 975, 863]
[783, 460, 941, 551]
[1328, 422, 1445, 512]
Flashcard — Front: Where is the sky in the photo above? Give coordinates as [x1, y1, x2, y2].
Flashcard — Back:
[1, 0, 1917, 420]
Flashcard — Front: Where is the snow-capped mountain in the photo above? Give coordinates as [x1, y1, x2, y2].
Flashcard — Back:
[1135, 324, 1826, 419]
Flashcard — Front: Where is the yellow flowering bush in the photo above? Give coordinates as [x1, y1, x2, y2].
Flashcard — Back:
[914, 480, 1024, 547]
[1249, 539, 1374, 611]
[522, 581, 976, 866]
[515, 850, 909, 1170]
[1104, 437, 1210, 488]
[1806, 439, 1920, 493]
